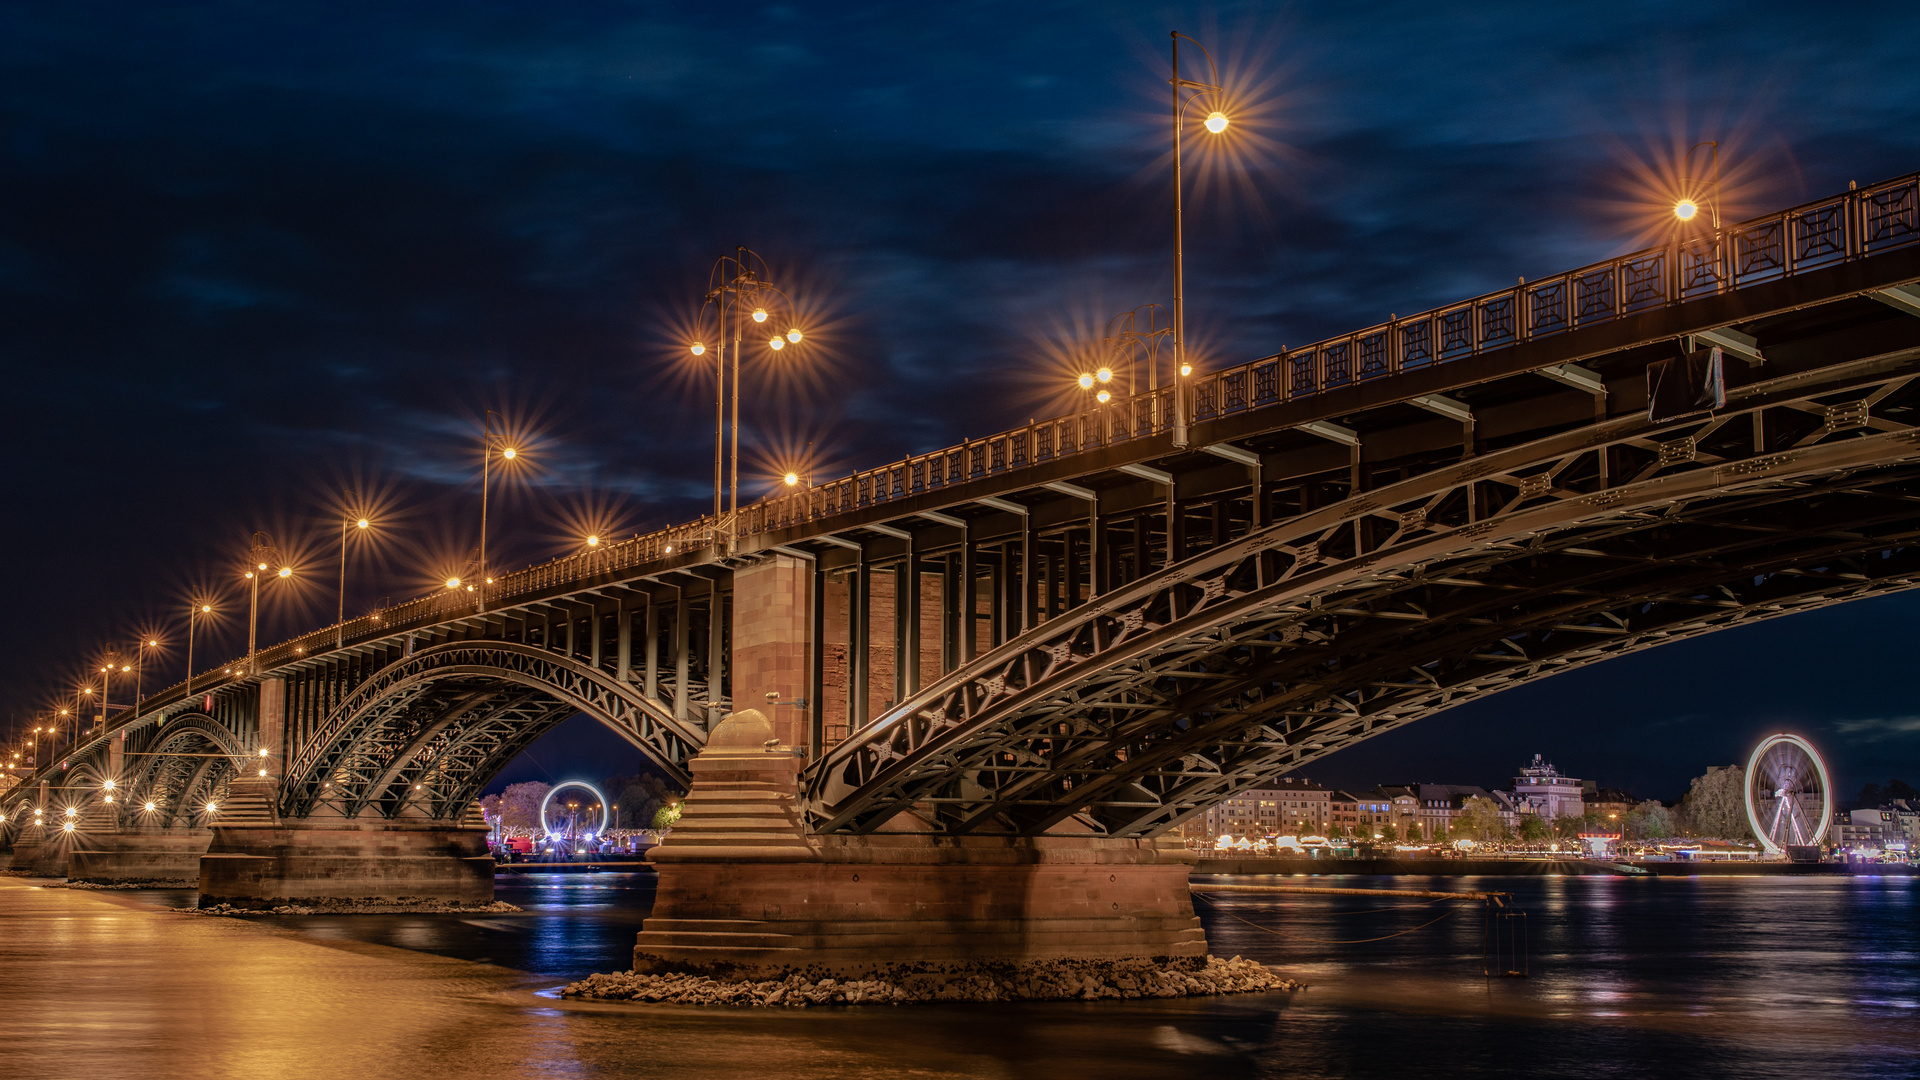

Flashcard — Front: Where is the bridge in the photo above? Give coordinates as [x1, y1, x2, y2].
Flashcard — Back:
[8, 170, 1920, 971]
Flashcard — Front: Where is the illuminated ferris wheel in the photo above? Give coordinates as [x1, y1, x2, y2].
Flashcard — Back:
[1744, 734, 1833, 856]
[540, 780, 609, 846]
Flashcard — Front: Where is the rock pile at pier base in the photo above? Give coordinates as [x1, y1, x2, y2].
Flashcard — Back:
[562, 955, 1300, 1008]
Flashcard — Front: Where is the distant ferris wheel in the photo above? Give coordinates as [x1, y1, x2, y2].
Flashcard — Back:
[1744, 734, 1833, 856]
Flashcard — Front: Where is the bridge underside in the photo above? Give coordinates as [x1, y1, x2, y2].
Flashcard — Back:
[281, 642, 702, 823]
[809, 351, 1920, 836]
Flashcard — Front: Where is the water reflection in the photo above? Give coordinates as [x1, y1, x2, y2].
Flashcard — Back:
[7, 871, 1916, 1079]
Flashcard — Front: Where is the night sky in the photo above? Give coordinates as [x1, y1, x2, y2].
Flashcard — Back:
[8, 2, 1920, 805]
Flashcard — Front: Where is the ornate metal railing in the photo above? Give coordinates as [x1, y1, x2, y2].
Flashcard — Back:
[728, 171, 1920, 534]
[153, 169, 1920, 699]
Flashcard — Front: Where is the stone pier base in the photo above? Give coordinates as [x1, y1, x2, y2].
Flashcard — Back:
[198, 821, 494, 908]
[22, 829, 73, 878]
[636, 834, 1206, 978]
[632, 709, 1207, 979]
[69, 829, 213, 884]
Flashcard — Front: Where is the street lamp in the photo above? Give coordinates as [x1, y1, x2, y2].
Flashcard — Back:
[1676, 141, 1721, 230]
[479, 411, 522, 614]
[688, 247, 810, 552]
[338, 514, 372, 647]
[94, 655, 128, 734]
[244, 532, 291, 675]
[185, 601, 214, 701]
[131, 637, 161, 721]
[1169, 30, 1230, 448]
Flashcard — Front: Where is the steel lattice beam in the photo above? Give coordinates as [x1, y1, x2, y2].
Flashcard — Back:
[804, 351, 1920, 836]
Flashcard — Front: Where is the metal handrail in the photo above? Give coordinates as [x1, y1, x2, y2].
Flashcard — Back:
[129, 169, 1920, 705]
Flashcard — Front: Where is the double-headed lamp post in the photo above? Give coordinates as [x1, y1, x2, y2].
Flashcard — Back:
[96, 657, 129, 733]
[1170, 30, 1230, 448]
[687, 247, 809, 552]
[245, 532, 292, 676]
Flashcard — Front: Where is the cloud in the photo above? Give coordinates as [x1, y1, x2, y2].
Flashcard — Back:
[1832, 716, 1920, 742]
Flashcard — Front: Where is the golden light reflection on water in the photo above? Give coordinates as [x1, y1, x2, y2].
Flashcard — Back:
[5, 874, 1916, 1079]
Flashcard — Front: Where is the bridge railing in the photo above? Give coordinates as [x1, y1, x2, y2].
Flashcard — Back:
[194, 170, 1920, 691]
[726, 171, 1920, 531]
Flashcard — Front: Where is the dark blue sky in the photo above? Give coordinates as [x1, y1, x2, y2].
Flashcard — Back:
[7, 1, 1920, 803]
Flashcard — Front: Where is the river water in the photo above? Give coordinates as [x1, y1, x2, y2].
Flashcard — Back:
[3, 870, 1913, 1079]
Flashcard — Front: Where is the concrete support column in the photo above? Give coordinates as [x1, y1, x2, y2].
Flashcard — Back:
[729, 555, 812, 751]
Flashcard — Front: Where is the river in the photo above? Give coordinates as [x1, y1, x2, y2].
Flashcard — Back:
[2, 870, 1912, 1078]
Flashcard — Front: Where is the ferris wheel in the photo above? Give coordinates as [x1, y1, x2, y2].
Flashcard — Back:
[539, 780, 609, 845]
[1744, 734, 1833, 856]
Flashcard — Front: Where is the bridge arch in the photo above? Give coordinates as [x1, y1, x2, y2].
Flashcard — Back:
[121, 712, 247, 827]
[282, 640, 703, 821]
[807, 358, 1920, 836]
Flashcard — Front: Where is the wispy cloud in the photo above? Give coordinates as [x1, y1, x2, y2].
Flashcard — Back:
[1832, 716, 1920, 742]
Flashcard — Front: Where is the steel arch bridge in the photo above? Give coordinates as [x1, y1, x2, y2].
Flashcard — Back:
[11, 168, 1920, 845]
[280, 640, 701, 820]
[807, 352, 1920, 835]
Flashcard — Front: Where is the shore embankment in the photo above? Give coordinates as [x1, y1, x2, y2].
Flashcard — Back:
[1192, 857, 1917, 876]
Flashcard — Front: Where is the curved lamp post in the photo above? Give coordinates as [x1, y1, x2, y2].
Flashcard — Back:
[338, 514, 371, 646]
[1170, 30, 1230, 448]
[1675, 140, 1721, 230]
[479, 411, 521, 614]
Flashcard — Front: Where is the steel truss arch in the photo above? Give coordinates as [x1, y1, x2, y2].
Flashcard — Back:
[806, 353, 1920, 837]
[122, 712, 248, 827]
[282, 640, 702, 820]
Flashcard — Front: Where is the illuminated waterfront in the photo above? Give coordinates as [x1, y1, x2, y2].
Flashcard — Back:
[4, 872, 1913, 1079]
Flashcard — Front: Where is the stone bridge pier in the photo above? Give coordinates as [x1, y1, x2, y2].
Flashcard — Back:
[633, 709, 1206, 977]
[196, 678, 493, 907]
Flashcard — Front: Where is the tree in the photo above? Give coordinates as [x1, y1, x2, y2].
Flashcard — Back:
[1678, 765, 1752, 840]
[1858, 778, 1917, 809]
[1432, 823, 1450, 843]
[603, 772, 686, 831]
[651, 802, 683, 829]
[1378, 822, 1399, 843]
[1519, 815, 1549, 843]
[1625, 800, 1676, 840]
[1454, 796, 1509, 842]
[492, 781, 551, 835]
[1554, 815, 1583, 839]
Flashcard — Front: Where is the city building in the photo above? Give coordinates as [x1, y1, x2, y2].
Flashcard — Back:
[1407, 783, 1501, 838]
[1512, 755, 1585, 820]
[1184, 777, 1331, 840]
[1330, 788, 1414, 839]
[1585, 786, 1637, 823]
[1835, 808, 1907, 856]
[1890, 800, 1920, 849]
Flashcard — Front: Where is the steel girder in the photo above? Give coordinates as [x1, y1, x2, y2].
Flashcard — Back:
[124, 713, 246, 828]
[805, 349, 1920, 837]
[282, 641, 703, 819]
